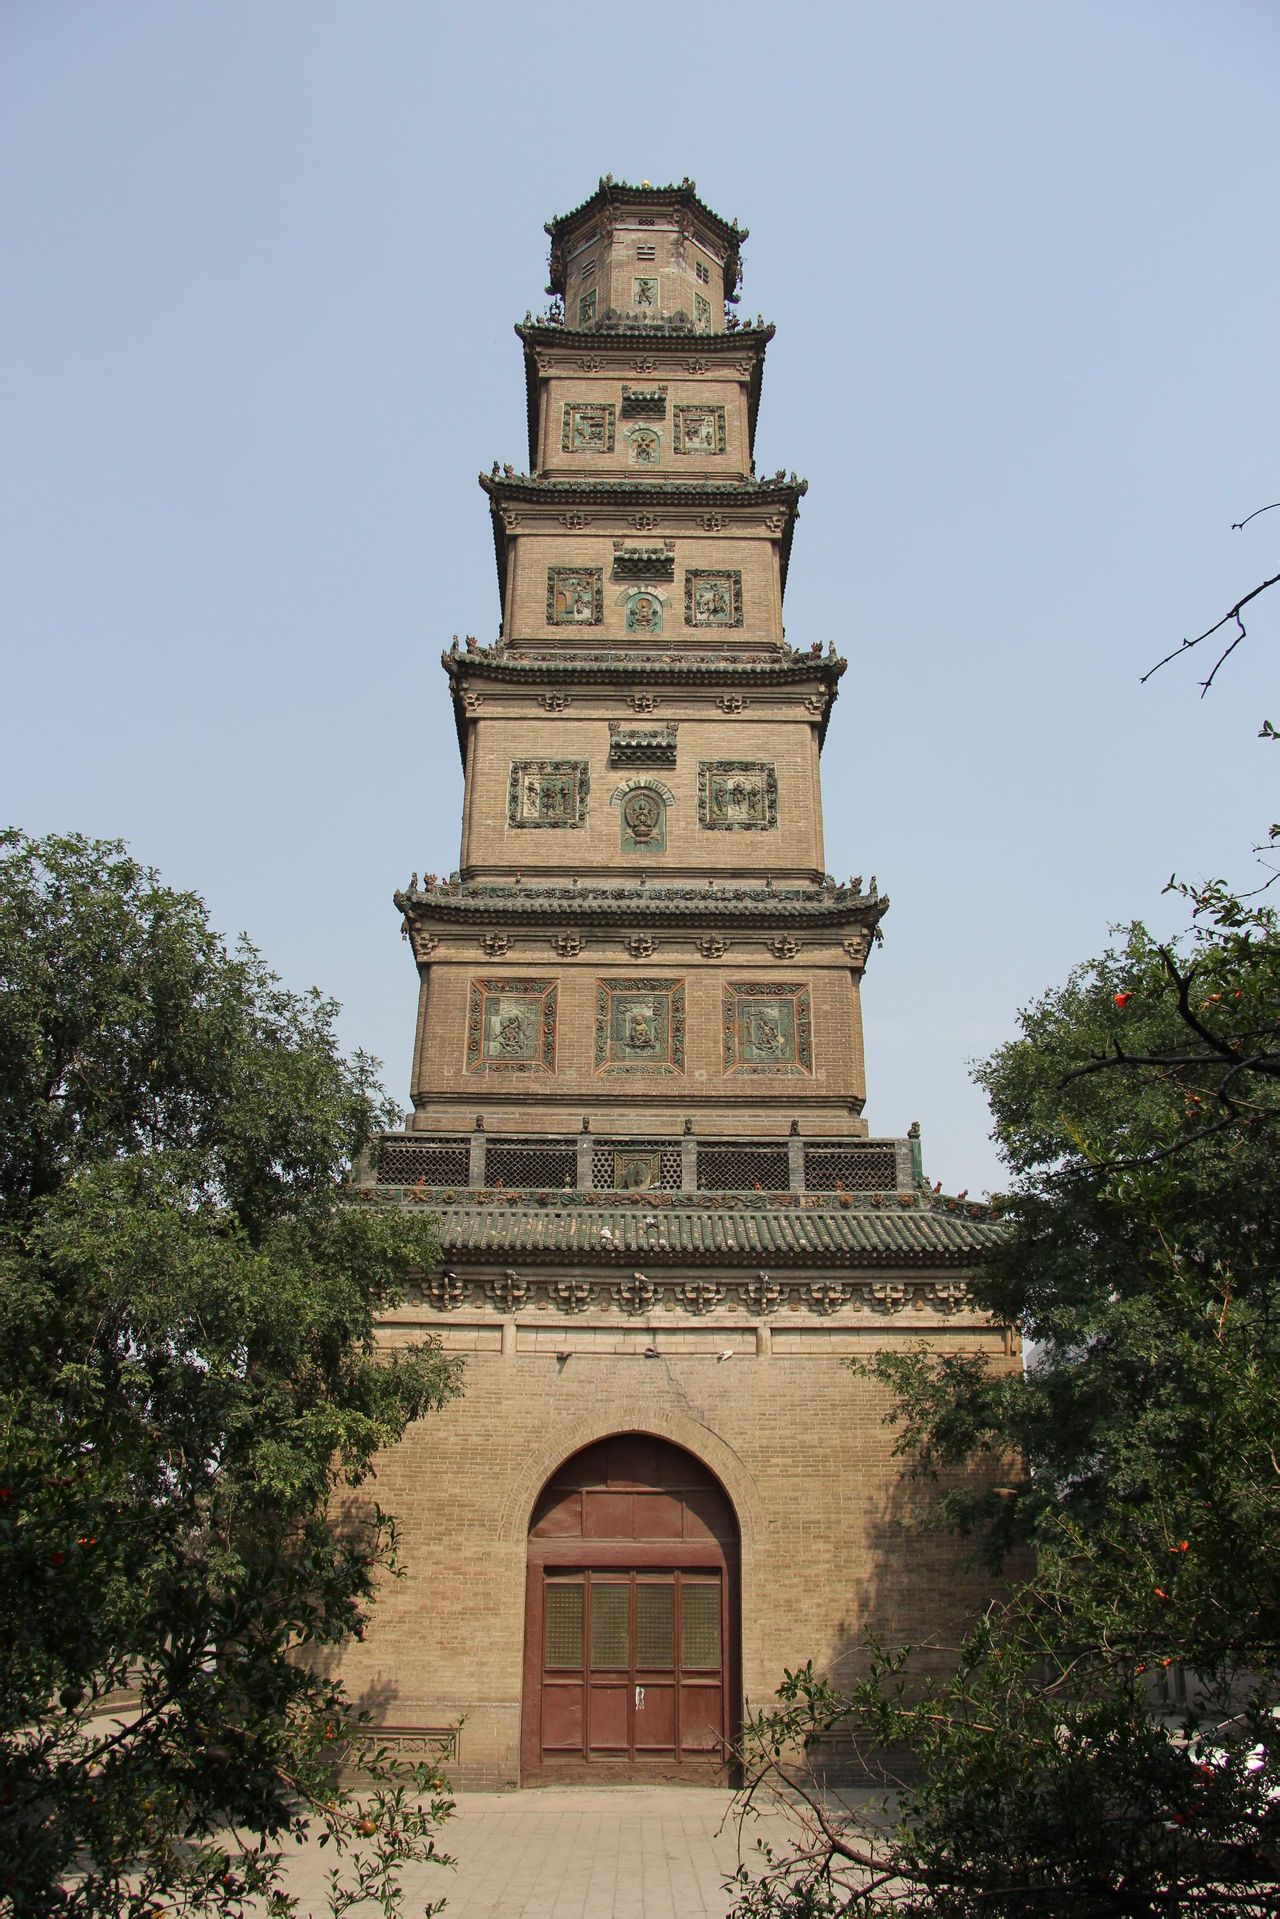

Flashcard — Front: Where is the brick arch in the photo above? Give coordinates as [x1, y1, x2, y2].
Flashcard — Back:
[496, 1407, 760, 1550]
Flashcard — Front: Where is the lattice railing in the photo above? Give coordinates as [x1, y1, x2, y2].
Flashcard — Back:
[377, 1138, 470, 1186]
[485, 1142, 577, 1190]
[696, 1147, 790, 1193]
[804, 1146, 898, 1192]
[590, 1143, 683, 1192]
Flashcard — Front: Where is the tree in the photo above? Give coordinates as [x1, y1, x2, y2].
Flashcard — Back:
[0, 831, 461, 1917]
[730, 888, 1280, 1917]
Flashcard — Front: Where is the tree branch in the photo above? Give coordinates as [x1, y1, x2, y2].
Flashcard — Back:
[1141, 571, 1280, 695]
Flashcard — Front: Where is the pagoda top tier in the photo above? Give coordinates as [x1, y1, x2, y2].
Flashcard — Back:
[544, 177, 745, 336]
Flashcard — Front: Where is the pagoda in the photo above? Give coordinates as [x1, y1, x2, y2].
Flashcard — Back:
[351, 180, 1010, 1791]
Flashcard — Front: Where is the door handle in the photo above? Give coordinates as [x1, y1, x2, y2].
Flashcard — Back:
[635, 1685, 645, 1711]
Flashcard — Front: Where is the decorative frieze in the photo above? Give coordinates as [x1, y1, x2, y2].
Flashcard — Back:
[621, 385, 667, 417]
[398, 1273, 973, 1318]
[612, 541, 675, 580]
[608, 721, 678, 768]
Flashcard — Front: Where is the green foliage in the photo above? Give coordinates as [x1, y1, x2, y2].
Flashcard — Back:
[732, 886, 1280, 1916]
[0, 831, 461, 1914]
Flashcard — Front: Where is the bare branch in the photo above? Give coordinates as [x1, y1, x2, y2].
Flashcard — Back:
[1231, 501, 1280, 531]
[1141, 570, 1280, 694]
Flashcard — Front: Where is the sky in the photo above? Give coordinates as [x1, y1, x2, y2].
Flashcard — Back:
[2, 1, 1277, 1196]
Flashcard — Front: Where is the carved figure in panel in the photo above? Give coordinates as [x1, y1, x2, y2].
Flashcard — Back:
[546, 567, 603, 626]
[562, 402, 615, 453]
[698, 760, 778, 831]
[620, 787, 666, 854]
[595, 978, 685, 1075]
[633, 276, 659, 310]
[614, 1149, 661, 1193]
[612, 777, 674, 854]
[684, 570, 743, 627]
[673, 405, 726, 455]
[722, 982, 813, 1075]
[625, 425, 661, 468]
[622, 589, 664, 635]
[466, 978, 558, 1074]
[694, 293, 712, 333]
[508, 760, 590, 829]
[578, 288, 597, 326]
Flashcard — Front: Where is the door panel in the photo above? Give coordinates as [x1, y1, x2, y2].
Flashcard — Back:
[588, 1681, 629, 1752]
[522, 1437, 739, 1783]
[541, 1682, 583, 1750]
[634, 1680, 677, 1752]
[534, 1568, 726, 1775]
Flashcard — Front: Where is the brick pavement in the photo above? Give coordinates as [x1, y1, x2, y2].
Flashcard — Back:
[273, 1785, 808, 1918]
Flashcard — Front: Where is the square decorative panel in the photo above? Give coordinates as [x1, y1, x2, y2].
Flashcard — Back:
[578, 288, 597, 325]
[684, 570, 742, 627]
[613, 1148, 661, 1192]
[508, 760, 590, 829]
[546, 567, 603, 625]
[466, 979, 558, 1074]
[562, 402, 615, 453]
[633, 277, 659, 311]
[673, 405, 726, 455]
[698, 760, 778, 831]
[723, 983, 812, 1075]
[595, 978, 685, 1075]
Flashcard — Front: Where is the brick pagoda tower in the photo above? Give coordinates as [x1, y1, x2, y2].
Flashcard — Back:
[349, 180, 1010, 1790]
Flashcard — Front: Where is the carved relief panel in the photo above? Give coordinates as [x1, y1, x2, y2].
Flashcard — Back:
[507, 761, 590, 829]
[466, 979, 558, 1074]
[561, 402, 615, 453]
[624, 424, 662, 468]
[697, 761, 778, 831]
[684, 570, 743, 627]
[722, 983, 813, 1075]
[546, 568, 603, 625]
[672, 404, 726, 455]
[595, 979, 686, 1074]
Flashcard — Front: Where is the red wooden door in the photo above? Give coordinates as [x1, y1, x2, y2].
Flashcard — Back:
[538, 1569, 725, 1772]
[522, 1436, 739, 1783]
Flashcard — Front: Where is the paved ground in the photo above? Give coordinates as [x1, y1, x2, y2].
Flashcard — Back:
[275, 1785, 803, 1917]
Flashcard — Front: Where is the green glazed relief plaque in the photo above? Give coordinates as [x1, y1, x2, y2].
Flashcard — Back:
[684, 570, 742, 627]
[508, 760, 590, 829]
[546, 567, 603, 625]
[722, 983, 813, 1075]
[697, 761, 777, 831]
[673, 405, 726, 455]
[466, 978, 558, 1074]
[562, 403, 616, 453]
[595, 978, 686, 1074]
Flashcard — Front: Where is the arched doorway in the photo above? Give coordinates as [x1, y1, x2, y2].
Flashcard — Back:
[521, 1432, 741, 1783]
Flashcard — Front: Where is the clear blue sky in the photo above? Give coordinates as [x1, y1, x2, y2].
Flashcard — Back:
[3, 1, 1276, 1194]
